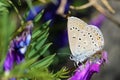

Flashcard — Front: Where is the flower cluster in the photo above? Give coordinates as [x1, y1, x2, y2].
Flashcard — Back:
[26, 0, 72, 22]
[3, 21, 33, 75]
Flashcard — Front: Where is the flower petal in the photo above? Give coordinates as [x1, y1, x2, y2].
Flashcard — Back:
[69, 51, 108, 80]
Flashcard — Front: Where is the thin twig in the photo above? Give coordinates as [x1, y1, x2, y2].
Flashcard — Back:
[8, 0, 24, 25]
[90, 0, 120, 27]
[70, 1, 95, 10]
[38, 0, 47, 3]
[70, 0, 120, 27]
[101, 0, 115, 13]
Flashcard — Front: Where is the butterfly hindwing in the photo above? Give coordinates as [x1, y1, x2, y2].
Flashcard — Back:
[86, 25, 104, 50]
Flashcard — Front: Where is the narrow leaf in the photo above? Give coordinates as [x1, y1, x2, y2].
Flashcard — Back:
[30, 54, 55, 69]
[34, 10, 44, 22]
[38, 43, 52, 56]
[41, 20, 51, 29]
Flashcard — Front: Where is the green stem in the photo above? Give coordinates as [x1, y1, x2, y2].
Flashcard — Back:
[18, 0, 21, 6]
[7, 0, 24, 25]
[26, 0, 34, 14]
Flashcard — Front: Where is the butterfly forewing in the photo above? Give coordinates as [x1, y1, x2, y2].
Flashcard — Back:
[67, 17, 87, 55]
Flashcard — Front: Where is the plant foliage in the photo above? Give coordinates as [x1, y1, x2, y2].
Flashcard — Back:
[0, 1, 69, 79]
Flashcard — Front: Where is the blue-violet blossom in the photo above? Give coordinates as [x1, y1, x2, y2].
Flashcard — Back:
[89, 14, 106, 28]
[26, 0, 72, 22]
[3, 21, 33, 76]
[69, 51, 108, 80]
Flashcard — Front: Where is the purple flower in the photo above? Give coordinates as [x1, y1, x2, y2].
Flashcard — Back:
[26, 0, 72, 22]
[69, 51, 108, 80]
[89, 14, 106, 28]
[3, 21, 33, 75]
[42, 0, 72, 22]
[26, 5, 44, 21]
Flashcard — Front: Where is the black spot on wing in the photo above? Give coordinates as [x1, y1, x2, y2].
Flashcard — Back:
[78, 45, 80, 47]
[72, 36, 76, 38]
[70, 28, 72, 30]
[79, 38, 81, 40]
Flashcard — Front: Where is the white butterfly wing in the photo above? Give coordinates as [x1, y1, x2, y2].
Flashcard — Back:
[88, 25, 104, 51]
[67, 17, 87, 55]
[67, 17, 104, 63]
[75, 25, 104, 60]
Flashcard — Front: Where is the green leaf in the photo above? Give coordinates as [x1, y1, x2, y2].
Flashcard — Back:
[10, 56, 39, 76]
[35, 33, 49, 49]
[0, 1, 9, 14]
[53, 67, 69, 79]
[26, 0, 33, 10]
[9, 55, 54, 79]
[0, 14, 16, 73]
[32, 20, 50, 35]
[0, 1, 8, 7]
[41, 20, 51, 29]
[34, 10, 44, 22]
[18, 0, 21, 6]
[27, 49, 36, 58]
[24, 68, 53, 80]
[32, 28, 48, 42]
[32, 26, 43, 37]
[28, 33, 49, 58]
[38, 43, 52, 56]
[30, 42, 52, 58]
[27, 17, 50, 59]
[0, 1, 10, 7]
[32, 30, 41, 39]
[30, 54, 55, 69]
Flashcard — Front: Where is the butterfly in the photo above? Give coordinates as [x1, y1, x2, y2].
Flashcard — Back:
[67, 16, 104, 64]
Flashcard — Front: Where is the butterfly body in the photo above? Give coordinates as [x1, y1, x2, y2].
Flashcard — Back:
[67, 17, 104, 64]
